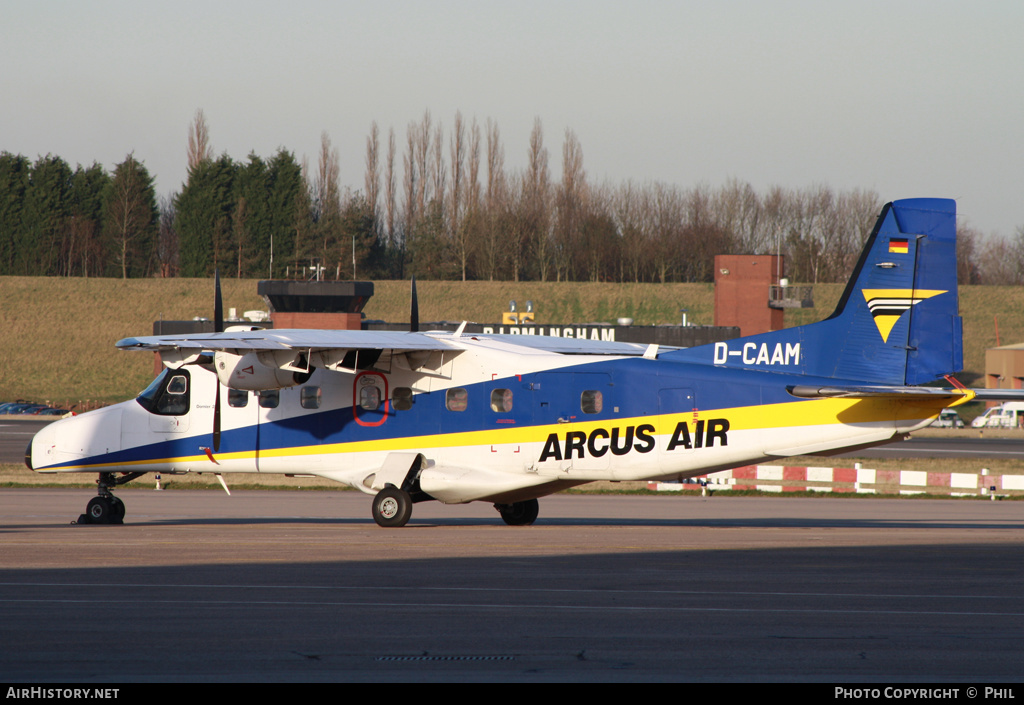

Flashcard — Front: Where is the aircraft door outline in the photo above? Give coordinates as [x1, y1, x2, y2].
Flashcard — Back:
[354, 371, 389, 427]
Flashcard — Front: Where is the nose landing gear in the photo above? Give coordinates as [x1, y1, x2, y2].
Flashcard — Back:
[76, 472, 145, 525]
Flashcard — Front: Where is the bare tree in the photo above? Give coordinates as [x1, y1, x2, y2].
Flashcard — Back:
[157, 193, 178, 277]
[975, 228, 1024, 285]
[384, 128, 397, 252]
[524, 117, 552, 281]
[449, 111, 468, 280]
[478, 118, 507, 279]
[187, 109, 213, 172]
[416, 110, 433, 219]
[432, 121, 446, 212]
[485, 118, 505, 207]
[466, 119, 482, 209]
[403, 121, 419, 247]
[649, 182, 685, 282]
[365, 121, 380, 228]
[462, 119, 483, 278]
[610, 181, 646, 282]
[314, 132, 342, 274]
[713, 178, 761, 254]
[554, 128, 586, 281]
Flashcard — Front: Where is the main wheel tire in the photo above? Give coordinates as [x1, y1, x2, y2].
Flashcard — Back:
[497, 499, 539, 526]
[372, 487, 412, 528]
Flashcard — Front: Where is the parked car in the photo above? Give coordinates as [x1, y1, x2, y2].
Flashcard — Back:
[0, 402, 44, 415]
[971, 402, 1024, 429]
[930, 408, 965, 428]
[35, 407, 72, 416]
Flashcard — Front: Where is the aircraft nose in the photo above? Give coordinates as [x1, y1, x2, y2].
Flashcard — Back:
[25, 440, 33, 470]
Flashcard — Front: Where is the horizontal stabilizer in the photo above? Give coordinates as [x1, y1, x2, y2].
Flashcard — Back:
[787, 385, 973, 401]
[969, 389, 1024, 402]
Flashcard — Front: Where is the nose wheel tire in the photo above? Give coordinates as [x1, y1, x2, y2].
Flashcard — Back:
[82, 496, 124, 525]
[372, 487, 412, 527]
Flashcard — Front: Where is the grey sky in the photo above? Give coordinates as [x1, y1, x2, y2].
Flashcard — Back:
[4, 0, 1021, 237]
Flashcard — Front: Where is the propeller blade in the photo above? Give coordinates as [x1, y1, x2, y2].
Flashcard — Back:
[213, 385, 222, 453]
[213, 269, 224, 333]
[410, 275, 419, 333]
[212, 269, 223, 451]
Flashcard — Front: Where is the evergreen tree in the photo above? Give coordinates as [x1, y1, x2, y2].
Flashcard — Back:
[64, 162, 110, 276]
[233, 153, 270, 277]
[0, 152, 31, 274]
[102, 154, 158, 278]
[175, 154, 237, 277]
[20, 155, 72, 275]
[264, 149, 304, 278]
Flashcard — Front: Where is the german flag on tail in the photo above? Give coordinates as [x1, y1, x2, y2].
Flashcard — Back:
[889, 237, 909, 254]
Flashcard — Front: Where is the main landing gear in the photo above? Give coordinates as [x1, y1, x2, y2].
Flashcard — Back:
[370, 487, 541, 527]
[494, 499, 540, 526]
[372, 486, 414, 528]
[76, 472, 145, 525]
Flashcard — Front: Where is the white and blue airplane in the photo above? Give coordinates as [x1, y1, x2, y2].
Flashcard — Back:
[26, 198, 1015, 526]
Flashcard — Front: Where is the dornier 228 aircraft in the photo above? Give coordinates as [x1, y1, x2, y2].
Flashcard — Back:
[26, 198, 1019, 527]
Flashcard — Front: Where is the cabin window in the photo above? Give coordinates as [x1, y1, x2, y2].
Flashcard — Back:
[258, 389, 279, 409]
[393, 387, 413, 411]
[359, 386, 381, 411]
[446, 387, 468, 412]
[490, 388, 513, 413]
[136, 368, 191, 416]
[300, 386, 321, 409]
[581, 390, 603, 414]
[228, 388, 249, 408]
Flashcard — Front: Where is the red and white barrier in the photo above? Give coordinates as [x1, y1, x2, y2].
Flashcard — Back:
[649, 465, 1024, 496]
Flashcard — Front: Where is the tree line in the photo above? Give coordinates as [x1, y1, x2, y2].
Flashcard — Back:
[0, 152, 158, 278]
[3, 109, 1021, 283]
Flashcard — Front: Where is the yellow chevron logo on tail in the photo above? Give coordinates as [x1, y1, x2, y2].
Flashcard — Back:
[862, 289, 946, 342]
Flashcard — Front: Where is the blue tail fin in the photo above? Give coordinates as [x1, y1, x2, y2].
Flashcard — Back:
[668, 198, 962, 385]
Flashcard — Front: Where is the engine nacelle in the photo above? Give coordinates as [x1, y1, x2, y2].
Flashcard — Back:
[214, 350, 312, 391]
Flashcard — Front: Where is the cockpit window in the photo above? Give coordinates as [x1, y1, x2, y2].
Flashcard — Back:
[166, 375, 188, 395]
[136, 368, 191, 416]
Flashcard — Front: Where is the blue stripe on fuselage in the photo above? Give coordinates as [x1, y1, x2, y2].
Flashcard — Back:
[48, 356, 830, 470]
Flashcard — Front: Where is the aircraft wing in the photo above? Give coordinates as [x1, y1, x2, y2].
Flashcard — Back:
[115, 329, 460, 353]
[469, 334, 658, 356]
[116, 329, 663, 357]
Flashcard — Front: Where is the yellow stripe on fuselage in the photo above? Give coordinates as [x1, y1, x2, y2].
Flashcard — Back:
[41, 394, 949, 472]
